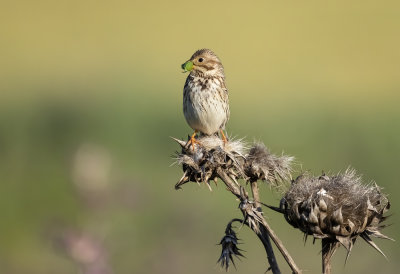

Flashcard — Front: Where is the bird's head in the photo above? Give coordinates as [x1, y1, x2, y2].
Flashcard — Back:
[181, 49, 225, 78]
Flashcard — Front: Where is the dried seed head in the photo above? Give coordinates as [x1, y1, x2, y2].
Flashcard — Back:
[280, 168, 392, 261]
[173, 135, 246, 190]
[244, 143, 294, 186]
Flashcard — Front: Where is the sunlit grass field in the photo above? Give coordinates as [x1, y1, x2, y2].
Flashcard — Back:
[0, 1, 399, 273]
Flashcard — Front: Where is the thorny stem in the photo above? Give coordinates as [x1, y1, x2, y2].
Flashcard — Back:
[218, 168, 301, 274]
[251, 181, 280, 274]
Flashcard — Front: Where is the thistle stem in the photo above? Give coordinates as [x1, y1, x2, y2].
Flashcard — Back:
[322, 238, 340, 274]
[250, 181, 261, 210]
[218, 169, 301, 274]
[322, 238, 332, 274]
[251, 181, 280, 274]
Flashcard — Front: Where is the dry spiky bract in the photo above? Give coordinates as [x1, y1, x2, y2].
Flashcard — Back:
[281, 168, 392, 264]
[217, 221, 244, 271]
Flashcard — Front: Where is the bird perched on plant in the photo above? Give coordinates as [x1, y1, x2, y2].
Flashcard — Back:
[181, 49, 230, 148]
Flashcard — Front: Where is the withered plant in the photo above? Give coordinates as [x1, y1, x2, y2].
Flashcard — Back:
[172, 135, 392, 274]
[173, 135, 300, 274]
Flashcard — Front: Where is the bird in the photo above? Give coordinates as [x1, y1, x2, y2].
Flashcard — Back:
[181, 49, 230, 148]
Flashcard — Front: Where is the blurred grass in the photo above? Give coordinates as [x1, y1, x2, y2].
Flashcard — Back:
[0, 0, 399, 273]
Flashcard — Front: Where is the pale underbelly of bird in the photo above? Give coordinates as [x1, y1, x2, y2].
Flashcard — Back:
[184, 87, 228, 136]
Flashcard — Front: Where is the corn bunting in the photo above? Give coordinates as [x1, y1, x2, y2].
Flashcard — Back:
[181, 49, 230, 147]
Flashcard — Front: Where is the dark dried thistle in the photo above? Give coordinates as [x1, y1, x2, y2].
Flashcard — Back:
[217, 222, 245, 271]
[269, 168, 393, 271]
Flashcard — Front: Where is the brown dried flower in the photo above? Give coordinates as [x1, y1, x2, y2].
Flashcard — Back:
[173, 135, 247, 190]
[279, 168, 392, 263]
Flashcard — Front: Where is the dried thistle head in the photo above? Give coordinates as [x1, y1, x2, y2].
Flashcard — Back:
[244, 143, 294, 186]
[173, 135, 246, 190]
[280, 168, 392, 262]
[173, 136, 295, 192]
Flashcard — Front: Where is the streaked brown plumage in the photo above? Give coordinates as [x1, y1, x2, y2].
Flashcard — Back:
[181, 49, 230, 144]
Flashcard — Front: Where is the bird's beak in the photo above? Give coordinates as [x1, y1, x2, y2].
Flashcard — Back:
[181, 61, 194, 72]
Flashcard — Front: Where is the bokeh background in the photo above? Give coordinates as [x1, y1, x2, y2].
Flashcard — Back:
[1, 1, 399, 273]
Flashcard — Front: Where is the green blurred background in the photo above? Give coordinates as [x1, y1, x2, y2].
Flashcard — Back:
[0, 1, 399, 273]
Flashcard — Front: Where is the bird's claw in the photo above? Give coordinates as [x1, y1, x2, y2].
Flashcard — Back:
[186, 132, 201, 151]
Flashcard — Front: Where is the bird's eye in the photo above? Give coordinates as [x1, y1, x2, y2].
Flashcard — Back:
[198, 58, 204, 62]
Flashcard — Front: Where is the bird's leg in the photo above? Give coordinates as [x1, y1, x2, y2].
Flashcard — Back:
[186, 131, 201, 150]
[220, 129, 228, 144]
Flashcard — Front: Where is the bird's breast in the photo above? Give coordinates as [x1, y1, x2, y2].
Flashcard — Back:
[183, 76, 229, 135]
